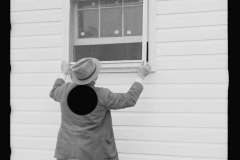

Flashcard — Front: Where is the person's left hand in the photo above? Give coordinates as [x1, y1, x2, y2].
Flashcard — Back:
[61, 60, 70, 75]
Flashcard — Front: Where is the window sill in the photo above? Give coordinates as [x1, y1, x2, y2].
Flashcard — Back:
[70, 60, 142, 73]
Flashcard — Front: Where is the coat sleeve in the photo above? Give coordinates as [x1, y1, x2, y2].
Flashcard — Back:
[104, 82, 143, 110]
[49, 78, 66, 102]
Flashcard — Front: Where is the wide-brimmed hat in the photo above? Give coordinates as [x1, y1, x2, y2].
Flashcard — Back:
[70, 57, 101, 85]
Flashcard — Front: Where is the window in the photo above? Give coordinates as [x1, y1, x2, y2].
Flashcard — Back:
[63, 0, 156, 72]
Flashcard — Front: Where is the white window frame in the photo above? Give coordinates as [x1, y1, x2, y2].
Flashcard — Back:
[62, 0, 156, 72]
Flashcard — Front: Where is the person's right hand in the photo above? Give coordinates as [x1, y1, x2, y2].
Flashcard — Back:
[137, 61, 151, 80]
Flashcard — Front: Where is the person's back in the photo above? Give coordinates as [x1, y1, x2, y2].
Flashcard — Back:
[50, 57, 151, 160]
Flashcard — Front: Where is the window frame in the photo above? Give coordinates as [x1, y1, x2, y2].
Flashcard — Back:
[62, 0, 156, 72]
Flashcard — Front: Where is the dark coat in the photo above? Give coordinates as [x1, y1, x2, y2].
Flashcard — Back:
[49, 78, 143, 160]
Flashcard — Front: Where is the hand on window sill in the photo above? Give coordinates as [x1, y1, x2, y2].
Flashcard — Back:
[61, 60, 70, 75]
[137, 61, 151, 79]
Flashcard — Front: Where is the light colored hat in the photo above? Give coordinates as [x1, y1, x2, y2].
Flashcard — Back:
[70, 57, 101, 85]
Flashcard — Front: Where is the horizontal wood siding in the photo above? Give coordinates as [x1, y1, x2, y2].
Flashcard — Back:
[11, 35, 62, 49]
[11, 69, 228, 85]
[11, 84, 228, 99]
[11, 55, 228, 72]
[157, 25, 227, 42]
[11, 47, 62, 61]
[11, 9, 62, 24]
[11, 22, 62, 37]
[153, 0, 228, 159]
[11, 99, 228, 113]
[11, 111, 227, 128]
[10, 1, 63, 159]
[11, 124, 227, 143]
[11, 149, 227, 160]
[156, 0, 227, 15]
[11, 0, 62, 12]
[11, 136, 227, 158]
[157, 10, 227, 28]
[10, 0, 228, 159]
[157, 40, 227, 56]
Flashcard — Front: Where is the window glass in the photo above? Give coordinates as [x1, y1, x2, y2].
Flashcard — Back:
[74, 0, 145, 62]
[101, 0, 122, 7]
[100, 8, 122, 37]
[73, 43, 142, 61]
[78, 0, 99, 9]
[124, 6, 143, 36]
[78, 10, 99, 38]
[124, 0, 143, 5]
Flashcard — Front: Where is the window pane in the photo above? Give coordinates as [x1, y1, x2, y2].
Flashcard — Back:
[100, 8, 122, 37]
[100, 0, 122, 7]
[73, 43, 142, 61]
[124, 0, 143, 5]
[78, 10, 99, 38]
[78, 0, 99, 9]
[124, 6, 142, 36]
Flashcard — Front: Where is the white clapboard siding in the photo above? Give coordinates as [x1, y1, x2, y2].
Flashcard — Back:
[10, 84, 228, 99]
[157, 40, 227, 56]
[11, 35, 62, 49]
[11, 98, 227, 113]
[156, 0, 227, 15]
[11, 0, 62, 12]
[11, 22, 61, 37]
[11, 124, 227, 143]
[157, 25, 227, 43]
[11, 136, 227, 158]
[11, 149, 227, 160]
[11, 54, 227, 73]
[157, 10, 227, 29]
[11, 47, 62, 61]
[11, 60, 61, 73]
[11, 149, 55, 160]
[156, 54, 228, 70]
[10, 69, 229, 86]
[11, 111, 227, 128]
[11, 9, 62, 24]
[117, 141, 227, 159]
[107, 69, 227, 84]
[119, 153, 227, 160]
[10, 9, 62, 24]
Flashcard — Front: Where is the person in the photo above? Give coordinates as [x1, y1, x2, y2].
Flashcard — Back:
[49, 57, 151, 160]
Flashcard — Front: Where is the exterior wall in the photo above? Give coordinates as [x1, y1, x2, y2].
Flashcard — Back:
[10, 0, 228, 160]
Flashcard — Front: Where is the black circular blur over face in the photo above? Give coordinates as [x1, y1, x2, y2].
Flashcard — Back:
[67, 85, 98, 115]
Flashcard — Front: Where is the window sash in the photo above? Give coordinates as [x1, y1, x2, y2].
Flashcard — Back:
[72, 0, 148, 63]
[77, 4, 143, 10]
[73, 36, 142, 45]
[73, 2, 145, 40]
